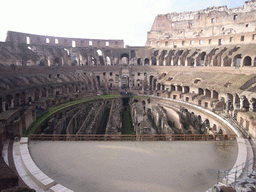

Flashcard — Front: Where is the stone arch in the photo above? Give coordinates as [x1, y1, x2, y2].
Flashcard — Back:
[121, 53, 129, 65]
[171, 85, 176, 91]
[204, 119, 210, 128]
[223, 56, 232, 66]
[152, 57, 157, 66]
[144, 58, 150, 65]
[198, 88, 204, 95]
[213, 90, 219, 100]
[149, 75, 154, 89]
[177, 85, 182, 92]
[243, 56, 252, 67]
[242, 96, 250, 111]
[54, 57, 62, 66]
[235, 94, 240, 108]
[197, 52, 206, 66]
[157, 83, 161, 90]
[205, 89, 211, 97]
[184, 86, 190, 93]
[213, 124, 217, 131]
[97, 50, 104, 65]
[233, 54, 242, 67]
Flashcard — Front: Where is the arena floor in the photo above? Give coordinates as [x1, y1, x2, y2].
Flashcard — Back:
[28, 141, 238, 192]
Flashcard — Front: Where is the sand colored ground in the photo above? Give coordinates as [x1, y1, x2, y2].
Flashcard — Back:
[29, 141, 238, 192]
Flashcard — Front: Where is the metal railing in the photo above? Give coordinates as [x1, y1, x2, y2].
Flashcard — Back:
[217, 157, 255, 189]
[222, 113, 251, 139]
[29, 134, 236, 141]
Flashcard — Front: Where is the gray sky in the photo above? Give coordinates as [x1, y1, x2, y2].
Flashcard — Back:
[0, 0, 245, 46]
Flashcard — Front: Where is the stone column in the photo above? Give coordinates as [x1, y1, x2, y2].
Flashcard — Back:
[240, 97, 244, 109]
[185, 59, 188, 66]
[163, 59, 166, 66]
[249, 100, 254, 112]
[11, 99, 14, 108]
[2, 101, 5, 112]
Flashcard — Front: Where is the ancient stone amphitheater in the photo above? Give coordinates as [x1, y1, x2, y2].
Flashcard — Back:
[2, 1, 256, 192]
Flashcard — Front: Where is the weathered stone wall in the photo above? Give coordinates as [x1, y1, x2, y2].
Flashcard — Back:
[146, 0, 256, 48]
[6, 31, 124, 48]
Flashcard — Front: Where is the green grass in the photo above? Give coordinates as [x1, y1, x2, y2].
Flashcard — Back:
[121, 108, 134, 135]
[25, 95, 120, 137]
[132, 95, 148, 99]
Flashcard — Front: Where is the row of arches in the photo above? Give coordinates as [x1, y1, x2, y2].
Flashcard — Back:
[0, 80, 98, 113]
[151, 47, 256, 67]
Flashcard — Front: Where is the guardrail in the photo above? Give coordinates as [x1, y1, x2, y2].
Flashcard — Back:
[217, 157, 255, 188]
[30, 134, 236, 141]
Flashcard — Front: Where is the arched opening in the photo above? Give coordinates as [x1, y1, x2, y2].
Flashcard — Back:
[213, 124, 217, 131]
[137, 58, 142, 66]
[149, 76, 154, 90]
[6, 95, 12, 110]
[96, 76, 101, 86]
[91, 56, 96, 66]
[234, 54, 242, 67]
[213, 90, 219, 99]
[198, 52, 206, 66]
[223, 56, 232, 66]
[121, 75, 129, 89]
[184, 86, 190, 93]
[171, 85, 176, 91]
[54, 57, 62, 66]
[242, 96, 250, 111]
[157, 83, 161, 90]
[243, 56, 252, 67]
[152, 57, 157, 66]
[144, 58, 150, 65]
[198, 88, 204, 95]
[235, 94, 240, 108]
[205, 89, 211, 97]
[204, 119, 210, 129]
[97, 50, 104, 65]
[177, 85, 182, 92]
[121, 53, 129, 65]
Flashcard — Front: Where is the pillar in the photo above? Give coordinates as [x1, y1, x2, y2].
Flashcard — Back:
[11, 99, 14, 108]
[2, 101, 5, 112]
[240, 97, 244, 109]
[249, 100, 254, 112]
[163, 59, 166, 66]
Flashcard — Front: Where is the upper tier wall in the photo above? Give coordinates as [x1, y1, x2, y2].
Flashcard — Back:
[146, 0, 256, 48]
[6, 31, 124, 48]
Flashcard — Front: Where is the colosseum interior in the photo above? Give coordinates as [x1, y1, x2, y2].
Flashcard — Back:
[2, 1, 256, 192]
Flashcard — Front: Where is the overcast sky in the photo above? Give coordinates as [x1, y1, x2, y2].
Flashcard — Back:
[0, 0, 245, 46]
